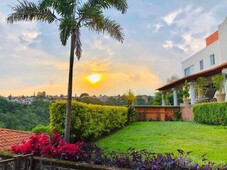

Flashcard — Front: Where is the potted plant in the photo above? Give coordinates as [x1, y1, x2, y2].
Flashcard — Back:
[212, 74, 225, 101]
[195, 77, 208, 103]
[183, 80, 190, 105]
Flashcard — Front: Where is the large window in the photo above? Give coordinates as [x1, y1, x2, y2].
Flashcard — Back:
[210, 54, 215, 65]
[200, 60, 204, 70]
[184, 65, 194, 76]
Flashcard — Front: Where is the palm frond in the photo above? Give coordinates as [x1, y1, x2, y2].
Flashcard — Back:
[78, 1, 124, 42]
[59, 18, 72, 46]
[86, 0, 128, 14]
[40, 0, 75, 17]
[86, 17, 124, 43]
[7, 0, 57, 24]
[74, 28, 82, 60]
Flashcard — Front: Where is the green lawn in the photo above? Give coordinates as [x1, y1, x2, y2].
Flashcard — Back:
[95, 122, 227, 164]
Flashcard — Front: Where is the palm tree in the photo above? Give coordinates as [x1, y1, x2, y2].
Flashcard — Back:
[7, 0, 128, 142]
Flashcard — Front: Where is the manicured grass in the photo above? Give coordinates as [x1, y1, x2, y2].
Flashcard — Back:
[95, 122, 227, 164]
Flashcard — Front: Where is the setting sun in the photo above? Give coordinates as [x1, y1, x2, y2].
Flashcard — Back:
[87, 74, 102, 84]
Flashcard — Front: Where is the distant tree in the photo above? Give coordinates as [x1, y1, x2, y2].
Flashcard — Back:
[8, 94, 12, 100]
[167, 74, 179, 83]
[0, 121, 6, 128]
[136, 96, 147, 105]
[80, 93, 89, 98]
[151, 89, 183, 106]
[124, 90, 136, 105]
[150, 92, 162, 105]
[37, 91, 46, 98]
[0, 97, 49, 131]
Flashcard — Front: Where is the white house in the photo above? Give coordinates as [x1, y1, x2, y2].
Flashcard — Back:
[182, 17, 227, 77]
[157, 17, 227, 106]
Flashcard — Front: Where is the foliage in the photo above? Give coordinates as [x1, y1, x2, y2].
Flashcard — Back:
[104, 148, 176, 169]
[124, 89, 136, 105]
[32, 124, 51, 134]
[95, 122, 227, 163]
[136, 96, 151, 105]
[212, 74, 225, 93]
[172, 108, 182, 121]
[0, 97, 49, 131]
[75, 95, 127, 106]
[79, 93, 89, 98]
[167, 74, 179, 83]
[127, 106, 137, 124]
[151, 90, 183, 106]
[11, 131, 84, 160]
[150, 92, 162, 105]
[50, 101, 127, 142]
[194, 102, 227, 125]
[183, 80, 190, 99]
[195, 77, 209, 97]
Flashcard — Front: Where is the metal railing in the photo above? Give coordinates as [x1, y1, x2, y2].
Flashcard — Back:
[0, 153, 33, 170]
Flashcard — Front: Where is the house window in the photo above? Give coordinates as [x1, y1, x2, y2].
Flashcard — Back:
[184, 65, 194, 76]
[200, 60, 204, 70]
[210, 54, 215, 65]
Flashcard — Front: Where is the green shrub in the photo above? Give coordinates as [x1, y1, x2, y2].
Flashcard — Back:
[127, 106, 137, 124]
[32, 124, 51, 134]
[193, 102, 227, 125]
[50, 101, 127, 141]
[173, 108, 182, 121]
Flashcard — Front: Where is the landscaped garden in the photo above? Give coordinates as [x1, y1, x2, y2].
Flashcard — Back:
[95, 121, 227, 164]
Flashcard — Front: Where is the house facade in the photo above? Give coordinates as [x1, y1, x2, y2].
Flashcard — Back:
[157, 17, 227, 106]
[182, 17, 227, 77]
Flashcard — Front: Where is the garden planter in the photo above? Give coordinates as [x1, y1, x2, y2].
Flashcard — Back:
[216, 93, 225, 101]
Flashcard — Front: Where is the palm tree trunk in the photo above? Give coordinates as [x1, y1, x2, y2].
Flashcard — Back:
[64, 31, 75, 143]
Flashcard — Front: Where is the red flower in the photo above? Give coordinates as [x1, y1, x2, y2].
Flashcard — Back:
[11, 131, 85, 160]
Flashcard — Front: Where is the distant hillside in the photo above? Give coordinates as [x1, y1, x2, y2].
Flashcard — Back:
[75, 95, 153, 106]
[0, 97, 49, 131]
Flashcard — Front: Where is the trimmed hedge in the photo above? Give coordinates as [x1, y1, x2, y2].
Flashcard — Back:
[32, 124, 51, 134]
[50, 101, 127, 141]
[193, 102, 227, 125]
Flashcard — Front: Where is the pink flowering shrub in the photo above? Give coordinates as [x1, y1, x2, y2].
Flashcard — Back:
[11, 131, 84, 160]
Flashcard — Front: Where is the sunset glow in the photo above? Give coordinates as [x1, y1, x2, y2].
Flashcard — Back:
[87, 74, 102, 84]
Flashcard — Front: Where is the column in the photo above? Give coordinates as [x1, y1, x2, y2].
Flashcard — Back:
[172, 88, 178, 106]
[221, 69, 227, 101]
[161, 92, 166, 106]
[225, 79, 227, 101]
[189, 82, 196, 105]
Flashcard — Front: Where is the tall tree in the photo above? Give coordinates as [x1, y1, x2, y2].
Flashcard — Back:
[7, 0, 128, 142]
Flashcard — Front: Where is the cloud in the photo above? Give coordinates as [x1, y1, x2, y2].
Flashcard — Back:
[160, 6, 218, 57]
[163, 9, 182, 25]
[163, 40, 173, 49]
[152, 23, 163, 32]
[19, 31, 41, 44]
[76, 57, 112, 74]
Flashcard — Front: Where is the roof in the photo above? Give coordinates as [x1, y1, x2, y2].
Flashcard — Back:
[0, 128, 33, 151]
[157, 62, 227, 91]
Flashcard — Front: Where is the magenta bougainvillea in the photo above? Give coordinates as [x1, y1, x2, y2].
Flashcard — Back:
[11, 131, 84, 160]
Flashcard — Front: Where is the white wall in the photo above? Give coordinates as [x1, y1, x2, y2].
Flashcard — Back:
[219, 17, 227, 63]
[181, 17, 227, 77]
[181, 40, 221, 77]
